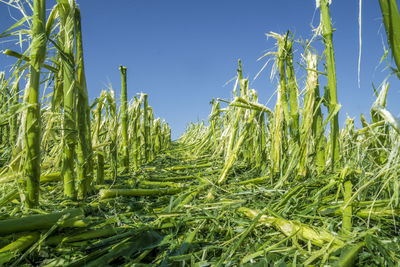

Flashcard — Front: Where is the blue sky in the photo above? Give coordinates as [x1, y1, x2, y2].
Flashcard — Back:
[1, 0, 399, 139]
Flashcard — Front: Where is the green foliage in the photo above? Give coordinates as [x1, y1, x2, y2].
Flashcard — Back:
[0, 0, 399, 265]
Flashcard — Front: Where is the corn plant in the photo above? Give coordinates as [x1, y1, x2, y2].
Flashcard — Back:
[75, 6, 93, 198]
[318, 0, 340, 170]
[92, 90, 107, 184]
[119, 65, 129, 172]
[24, 0, 46, 207]
[128, 95, 143, 171]
[57, 0, 77, 199]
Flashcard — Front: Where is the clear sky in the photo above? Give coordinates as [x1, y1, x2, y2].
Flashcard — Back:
[1, 0, 399, 139]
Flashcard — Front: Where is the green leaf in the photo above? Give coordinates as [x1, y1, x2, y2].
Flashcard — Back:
[0, 16, 30, 38]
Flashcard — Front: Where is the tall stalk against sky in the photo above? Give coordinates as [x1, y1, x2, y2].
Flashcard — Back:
[268, 33, 289, 175]
[276, 34, 290, 129]
[58, 0, 77, 199]
[24, 0, 46, 207]
[319, 0, 340, 170]
[119, 65, 129, 171]
[285, 36, 300, 144]
[75, 6, 92, 198]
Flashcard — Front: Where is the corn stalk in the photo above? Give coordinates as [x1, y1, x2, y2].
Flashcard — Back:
[58, 0, 77, 199]
[75, 6, 93, 198]
[119, 65, 129, 172]
[24, 0, 46, 207]
[319, 0, 340, 170]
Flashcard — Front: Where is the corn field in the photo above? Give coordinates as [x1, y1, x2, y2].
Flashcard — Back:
[0, 0, 400, 266]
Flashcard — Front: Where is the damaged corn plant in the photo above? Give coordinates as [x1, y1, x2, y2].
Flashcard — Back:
[0, 0, 399, 266]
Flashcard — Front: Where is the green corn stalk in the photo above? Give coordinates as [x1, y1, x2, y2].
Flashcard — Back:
[0, 233, 40, 265]
[298, 66, 315, 176]
[276, 34, 291, 129]
[58, 0, 77, 199]
[236, 59, 243, 94]
[285, 35, 300, 144]
[268, 32, 297, 176]
[379, 0, 400, 72]
[299, 52, 325, 175]
[319, 0, 340, 170]
[119, 65, 129, 171]
[0, 208, 84, 235]
[267, 32, 298, 144]
[24, 0, 47, 207]
[238, 60, 248, 99]
[342, 171, 353, 234]
[99, 187, 183, 199]
[239, 207, 344, 248]
[75, 7, 92, 198]
[0, 232, 40, 254]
